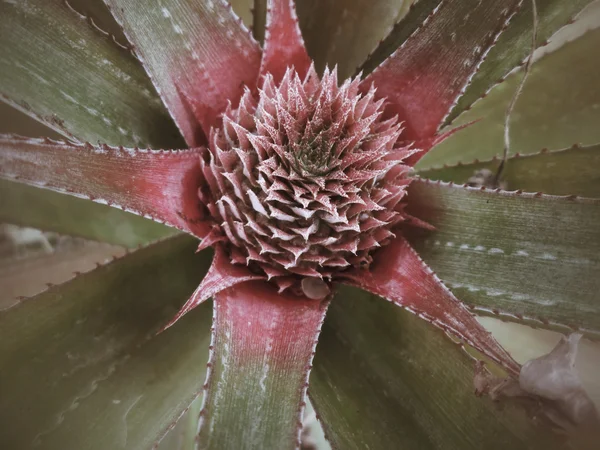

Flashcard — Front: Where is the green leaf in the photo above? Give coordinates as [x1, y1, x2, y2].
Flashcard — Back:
[309, 285, 561, 449]
[61, 0, 128, 43]
[198, 282, 329, 449]
[358, 0, 442, 75]
[420, 27, 600, 168]
[104, 0, 261, 146]
[417, 144, 600, 198]
[181, 396, 203, 450]
[341, 237, 520, 375]
[296, 0, 411, 79]
[154, 396, 203, 450]
[0, 235, 213, 450]
[0, 0, 183, 148]
[406, 180, 600, 337]
[0, 239, 125, 307]
[445, 0, 595, 124]
[0, 179, 175, 247]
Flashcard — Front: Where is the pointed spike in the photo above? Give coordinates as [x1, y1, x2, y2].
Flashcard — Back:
[161, 246, 263, 331]
[340, 237, 520, 375]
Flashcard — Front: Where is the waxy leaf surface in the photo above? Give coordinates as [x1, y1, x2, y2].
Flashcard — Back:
[309, 286, 561, 450]
[359, 0, 443, 75]
[363, 0, 522, 140]
[342, 237, 519, 375]
[0, 235, 213, 450]
[297, 0, 410, 78]
[417, 144, 600, 198]
[197, 281, 329, 449]
[0, 179, 175, 247]
[0, 0, 182, 148]
[259, 0, 311, 84]
[104, 0, 261, 146]
[407, 180, 600, 337]
[0, 136, 209, 238]
[446, 0, 596, 123]
[422, 26, 600, 167]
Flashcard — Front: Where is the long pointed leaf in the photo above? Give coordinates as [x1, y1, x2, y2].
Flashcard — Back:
[0, 179, 175, 247]
[197, 281, 329, 449]
[422, 26, 600, 167]
[0, 240, 124, 307]
[0, 135, 209, 238]
[0, 0, 182, 148]
[163, 246, 263, 330]
[259, 0, 311, 83]
[309, 285, 562, 449]
[407, 180, 600, 337]
[417, 144, 600, 198]
[362, 0, 522, 140]
[341, 237, 519, 375]
[63, 0, 127, 43]
[296, 0, 410, 78]
[445, 0, 595, 124]
[104, 0, 262, 146]
[358, 0, 443, 75]
[0, 235, 213, 450]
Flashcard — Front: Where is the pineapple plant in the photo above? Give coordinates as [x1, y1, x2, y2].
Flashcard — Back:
[0, 0, 599, 448]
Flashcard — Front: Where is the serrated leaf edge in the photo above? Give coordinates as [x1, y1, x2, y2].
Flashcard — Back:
[443, 8, 591, 129]
[414, 178, 600, 204]
[416, 142, 597, 173]
[0, 234, 195, 312]
[0, 134, 203, 234]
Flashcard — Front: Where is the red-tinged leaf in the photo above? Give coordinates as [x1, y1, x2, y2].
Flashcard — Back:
[445, 0, 596, 125]
[340, 236, 520, 375]
[197, 281, 329, 449]
[163, 246, 263, 330]
[406, 180, 600, 337]
[104, 0, 262, 146]
[358, 0, 444, 75]
[309, 286, 564, 450]
[0, 135, 209, 238]
[259, 0, 311, 84]
[0, 179, 175, 248]
[422, 25, 600, 168]
[362, 0, 522, 140]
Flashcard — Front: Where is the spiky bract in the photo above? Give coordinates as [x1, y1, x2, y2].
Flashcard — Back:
[199, 66, 416, 298]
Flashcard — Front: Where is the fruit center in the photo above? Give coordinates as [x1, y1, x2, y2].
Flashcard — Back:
[198, 66, 414, 299]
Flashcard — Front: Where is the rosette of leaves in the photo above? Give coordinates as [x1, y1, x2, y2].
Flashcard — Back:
[0, 1, 599, 449]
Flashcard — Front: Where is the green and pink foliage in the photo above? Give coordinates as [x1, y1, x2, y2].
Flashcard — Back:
[0, 0, 599, 449]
